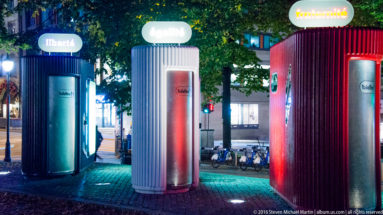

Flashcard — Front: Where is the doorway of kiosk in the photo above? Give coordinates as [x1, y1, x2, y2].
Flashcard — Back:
[348, 60, 377, 210]
[47, 75, 78, 175]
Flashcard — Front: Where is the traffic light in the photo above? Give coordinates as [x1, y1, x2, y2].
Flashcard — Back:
[203, 103, 214, 114]
[208, 103, 214, 112]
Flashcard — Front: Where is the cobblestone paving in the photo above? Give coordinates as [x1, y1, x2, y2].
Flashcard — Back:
[0, 162, 290, 215]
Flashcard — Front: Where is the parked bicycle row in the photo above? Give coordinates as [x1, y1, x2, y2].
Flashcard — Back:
[208, 145, 270, 172]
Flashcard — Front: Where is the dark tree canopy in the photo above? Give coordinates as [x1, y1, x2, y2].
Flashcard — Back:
[10, 0, 269, 113]
[1, 0, 382, 113]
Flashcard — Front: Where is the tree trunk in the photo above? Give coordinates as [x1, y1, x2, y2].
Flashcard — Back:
[222, 66, 231, 149]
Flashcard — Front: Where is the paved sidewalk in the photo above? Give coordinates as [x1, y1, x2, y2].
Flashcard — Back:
[96, 151, 121, 164]
[0, 162, 290, 215]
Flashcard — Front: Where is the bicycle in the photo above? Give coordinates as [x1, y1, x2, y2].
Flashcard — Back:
[239, 146, 261, 171]
[239, 146, 269, 171]
[253, 147, 270, 171]
[211, 147, 233, 168]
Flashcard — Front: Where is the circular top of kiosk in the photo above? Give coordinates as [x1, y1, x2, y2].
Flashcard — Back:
[21, 55, 93, 79]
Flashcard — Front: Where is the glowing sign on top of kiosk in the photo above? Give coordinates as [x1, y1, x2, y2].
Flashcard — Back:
[289, 0, 354, 28]
[38, 33, 83, 53]
[296, 8, 348, 19]
[142, 21, 192, 44]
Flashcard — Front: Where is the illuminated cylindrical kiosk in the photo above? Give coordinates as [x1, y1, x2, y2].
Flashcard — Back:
[22, 34, 96, 176]
[270, 27, 383, 210]
[131, 22, 200, 194]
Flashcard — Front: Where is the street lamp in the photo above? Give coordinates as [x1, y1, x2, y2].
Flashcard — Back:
[3, 55, 14, 162]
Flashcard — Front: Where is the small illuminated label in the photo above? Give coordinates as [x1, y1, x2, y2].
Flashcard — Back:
[360, 81, 375, 94]
[176, 87, 191, 96]
[289, 0, 354, 28]
[58, 90, 74, 98]
[142, 21, 192, 44]
[38, 33, 83, 53]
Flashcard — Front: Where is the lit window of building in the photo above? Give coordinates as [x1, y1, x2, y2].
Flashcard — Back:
[230, 103, 259, 129]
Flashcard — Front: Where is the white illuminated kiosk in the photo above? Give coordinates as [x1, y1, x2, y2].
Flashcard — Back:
[131, 21, 200, 194]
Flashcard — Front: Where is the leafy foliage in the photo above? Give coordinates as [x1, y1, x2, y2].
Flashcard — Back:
[14, 0, 271, 113]
[352, 0, 383, 27]
[253, 0, 298, 39]
[11, 0, 383, 113]
[0, 0, 30, 53]
[255, 0, 383, 35]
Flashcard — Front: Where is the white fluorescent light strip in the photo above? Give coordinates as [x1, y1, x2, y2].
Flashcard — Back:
[229, 199, 245, 204]
[0, 171, 11, 175]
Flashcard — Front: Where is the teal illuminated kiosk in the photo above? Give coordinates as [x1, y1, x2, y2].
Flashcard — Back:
[21, 33, 96, 176]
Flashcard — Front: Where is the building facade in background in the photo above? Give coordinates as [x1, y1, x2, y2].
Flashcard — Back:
[0, 1, 64, 128]
[1, 0, 22, 128]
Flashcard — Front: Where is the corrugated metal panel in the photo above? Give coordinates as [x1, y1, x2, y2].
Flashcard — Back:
[131, 45, 199, 194]
[270, 28, 383, 210]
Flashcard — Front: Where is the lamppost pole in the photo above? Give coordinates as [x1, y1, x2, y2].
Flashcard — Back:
[3, 54, 14, 162]
[4, 69, 10, 162]
[120, 104, 123, 151]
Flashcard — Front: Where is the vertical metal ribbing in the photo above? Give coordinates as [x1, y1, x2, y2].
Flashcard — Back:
[131, 45, 199, 194]
[160, 46, 166, 189]
[270, 28, 383, 210]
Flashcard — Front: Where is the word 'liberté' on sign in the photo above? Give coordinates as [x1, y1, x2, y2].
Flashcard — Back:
[45, 39, 75, 47]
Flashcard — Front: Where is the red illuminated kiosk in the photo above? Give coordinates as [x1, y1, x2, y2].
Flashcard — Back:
[270, 27, 383, 210]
